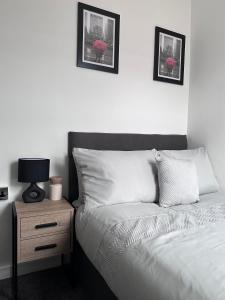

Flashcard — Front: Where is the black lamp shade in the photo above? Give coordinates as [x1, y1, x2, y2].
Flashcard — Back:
[18, 158, 50, 183]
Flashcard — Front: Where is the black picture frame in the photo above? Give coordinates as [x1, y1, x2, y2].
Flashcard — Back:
[77, 2, 120, 74]
[153, 27, 185, 85]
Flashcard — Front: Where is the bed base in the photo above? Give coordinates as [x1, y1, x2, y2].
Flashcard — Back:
[73, 241, 117, 300]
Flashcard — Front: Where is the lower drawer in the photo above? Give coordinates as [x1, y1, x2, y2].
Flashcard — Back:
[19, 232, 70, 263]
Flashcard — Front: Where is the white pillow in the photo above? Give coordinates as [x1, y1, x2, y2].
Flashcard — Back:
[157, 156, 199, 207]
[156, 148, 218, 195]
[73, 148, 158, 208]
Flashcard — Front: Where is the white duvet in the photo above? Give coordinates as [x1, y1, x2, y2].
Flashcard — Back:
[75, 193, 225, 300]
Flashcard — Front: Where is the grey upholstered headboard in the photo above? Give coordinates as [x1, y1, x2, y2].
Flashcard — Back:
[68, 132, 187, 202]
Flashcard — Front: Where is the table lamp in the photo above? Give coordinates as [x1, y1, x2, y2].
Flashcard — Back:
[18, 158, 50, 203]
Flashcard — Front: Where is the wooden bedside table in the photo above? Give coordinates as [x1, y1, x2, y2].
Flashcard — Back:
[12, 198, 74, 299]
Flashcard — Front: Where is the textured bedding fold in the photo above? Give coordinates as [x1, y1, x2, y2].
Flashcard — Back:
[76, 193, 225, 300]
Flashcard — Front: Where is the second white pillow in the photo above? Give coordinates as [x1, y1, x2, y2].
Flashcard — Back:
[156, 148, 218, 195]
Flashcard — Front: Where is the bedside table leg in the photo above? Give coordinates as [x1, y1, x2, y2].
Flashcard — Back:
[12, 258, 17, 300]
[61, 254, 64, 266]
[12, 204, 18, 300]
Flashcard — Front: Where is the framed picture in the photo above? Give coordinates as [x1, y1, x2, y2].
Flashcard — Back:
[77, 2, 120, 74]
[153, 27, 185, 85]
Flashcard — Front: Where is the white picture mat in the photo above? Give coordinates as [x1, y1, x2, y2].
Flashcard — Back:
[82, 9, 115, 68]
[158, 32, 182, 81]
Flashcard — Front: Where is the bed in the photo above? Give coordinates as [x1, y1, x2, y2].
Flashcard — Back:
[68, 132, 225, 300]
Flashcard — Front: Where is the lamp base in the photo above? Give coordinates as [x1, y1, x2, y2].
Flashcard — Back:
[22, 183, 45, 203]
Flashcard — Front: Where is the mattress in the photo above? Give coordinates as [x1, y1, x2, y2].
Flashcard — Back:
[75, 192, 225, 300]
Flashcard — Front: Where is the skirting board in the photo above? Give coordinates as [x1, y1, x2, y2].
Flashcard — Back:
[0, 256, 61, 280]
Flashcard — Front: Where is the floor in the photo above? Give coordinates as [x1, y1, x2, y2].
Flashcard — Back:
[0, 267, 88, 300]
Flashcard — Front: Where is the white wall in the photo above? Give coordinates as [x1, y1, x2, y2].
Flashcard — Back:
[188, 0, 225, 191]
[0, 0, 191, 275]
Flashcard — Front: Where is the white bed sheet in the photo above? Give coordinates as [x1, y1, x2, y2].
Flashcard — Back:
[75, 192, 225, 300]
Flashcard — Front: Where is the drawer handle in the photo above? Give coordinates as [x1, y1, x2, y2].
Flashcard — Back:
[35, 244, 57, 251]
[35, 222, 58, 229]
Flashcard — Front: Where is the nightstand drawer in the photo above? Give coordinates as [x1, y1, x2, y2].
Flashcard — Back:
[19, 232, 70, 262]
[20, 212, 71, 238]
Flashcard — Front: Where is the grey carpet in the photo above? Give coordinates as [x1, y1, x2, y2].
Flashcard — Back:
[0, 267, 89, 300]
